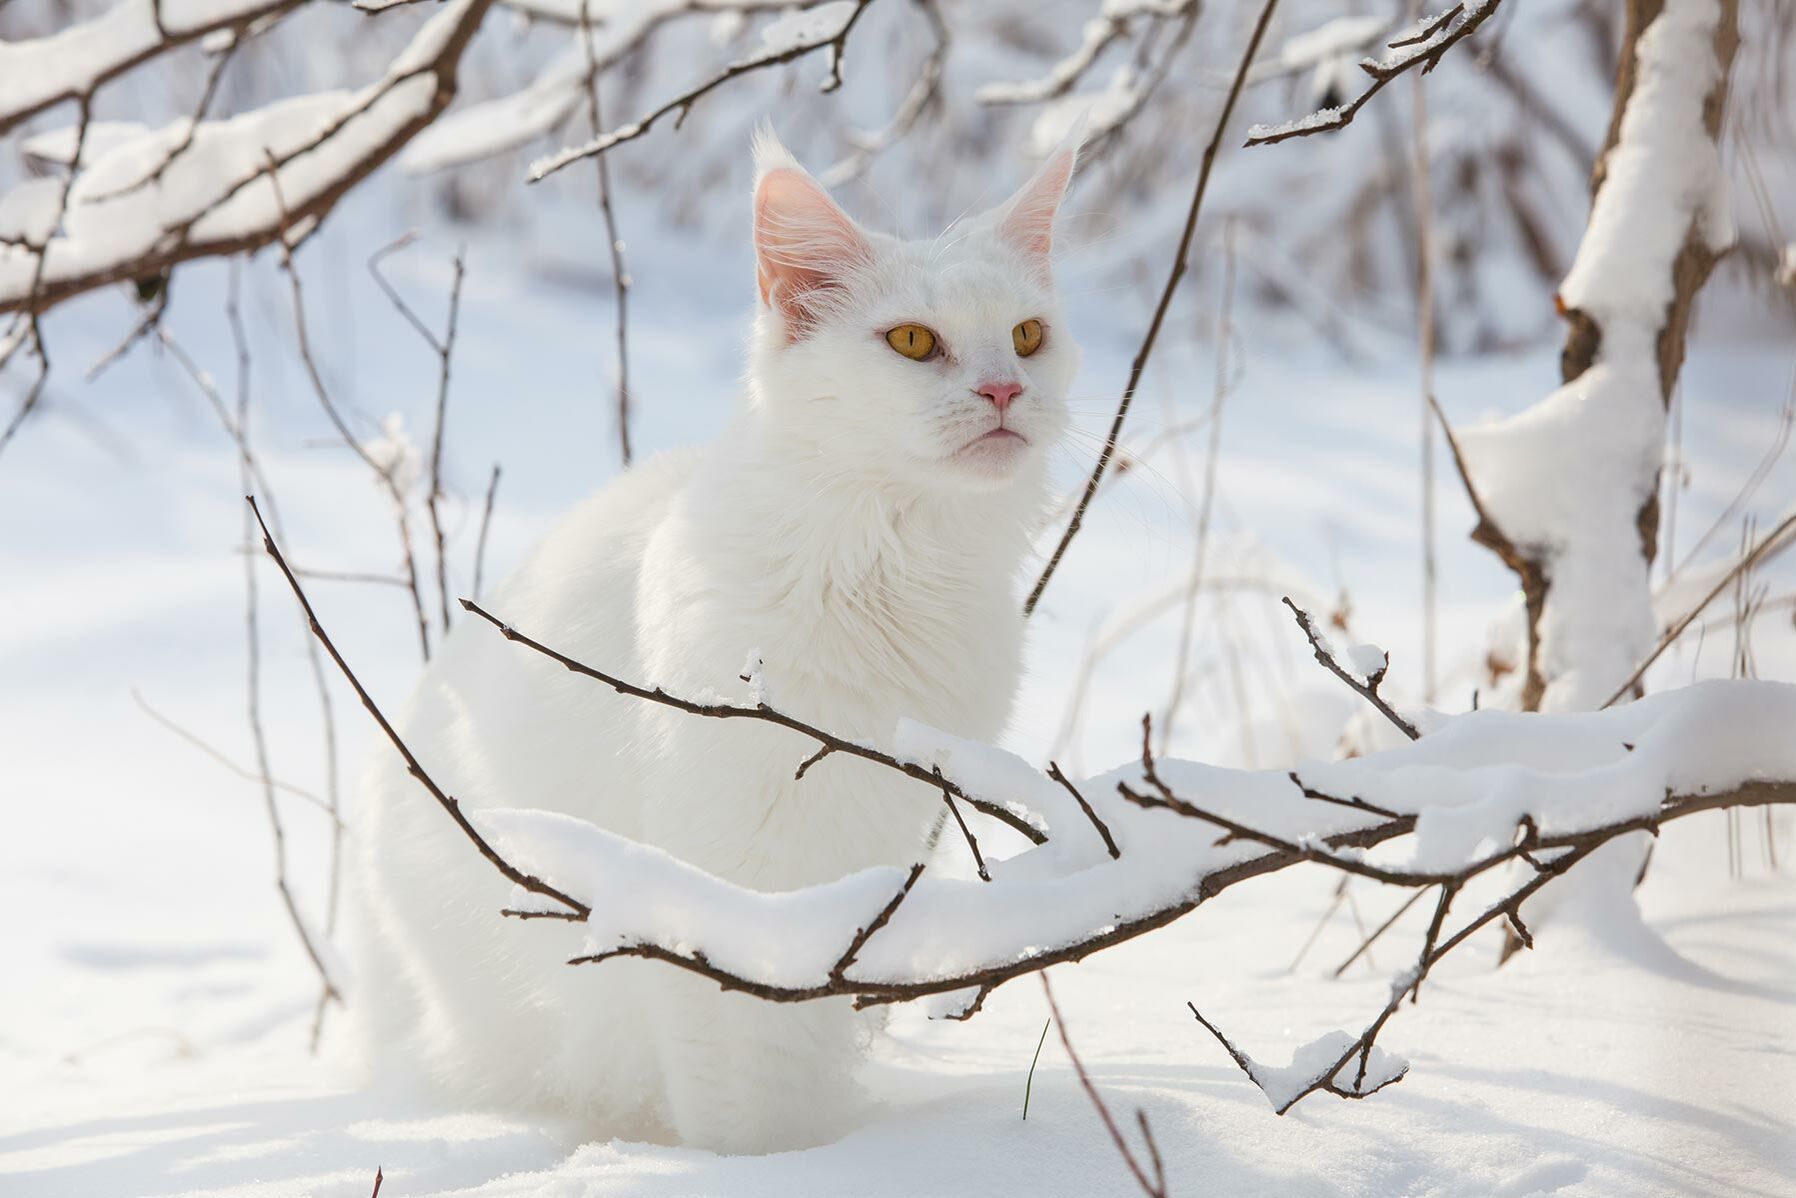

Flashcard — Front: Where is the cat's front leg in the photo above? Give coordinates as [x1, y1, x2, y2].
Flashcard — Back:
[652, 971, 869, 1154]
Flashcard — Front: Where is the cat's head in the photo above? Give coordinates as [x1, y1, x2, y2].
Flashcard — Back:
[746, 128, 1080, 496]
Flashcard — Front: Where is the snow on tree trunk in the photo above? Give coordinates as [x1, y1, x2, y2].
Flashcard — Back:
[1452, 0, 1738, 948]
[1458, 0, 1739, 715]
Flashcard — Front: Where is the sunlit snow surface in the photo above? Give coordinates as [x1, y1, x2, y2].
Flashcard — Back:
[3, 12, 1795, 1190]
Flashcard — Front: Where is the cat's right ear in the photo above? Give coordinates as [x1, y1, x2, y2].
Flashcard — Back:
[752, 128, 872, 340]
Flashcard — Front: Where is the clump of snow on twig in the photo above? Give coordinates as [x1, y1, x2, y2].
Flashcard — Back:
[1243, 1030, 1408, 1110]
[757, 1, 855, 54]
[362, 413, 422, 495]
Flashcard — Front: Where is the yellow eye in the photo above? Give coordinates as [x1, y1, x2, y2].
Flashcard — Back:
[1013, 319, 1044, 357]
[885, 323, 939, 361]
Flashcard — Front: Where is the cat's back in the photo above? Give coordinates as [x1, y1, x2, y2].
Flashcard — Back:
[373, 444, 705, 837]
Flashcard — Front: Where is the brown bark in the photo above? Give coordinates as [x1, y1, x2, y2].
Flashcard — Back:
[1477, 0, 1738, 711]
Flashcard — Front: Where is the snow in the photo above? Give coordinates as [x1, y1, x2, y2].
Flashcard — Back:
[403, 45, 586, 175]
[4, 2, 1796, 1190]
[360, 412, 421, 495]
[21, 120, 153, 167]
[0, 0, 480, 306]
[450, 682, 1796, 1002]
[757, 1, 854, 54]
[0, 176, 64, 244]
[1245, 105, 1346, 143]
[1237, 1029, 1408, 1111]
[1458, 0, 1732, 712]
[1277, 15, 1387, 72]
[974, 0, 1182, 106]
[1557, 0, 1732, 327]
[0, 0, 298, 128]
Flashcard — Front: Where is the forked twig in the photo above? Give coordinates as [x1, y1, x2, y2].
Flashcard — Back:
[457, 597, 1048, 847]
[1281, 597, 1420, 740]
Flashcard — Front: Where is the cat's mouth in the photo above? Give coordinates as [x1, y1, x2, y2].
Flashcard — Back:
[952, 426, 1028, 457]
[949, 426, 1031, 474]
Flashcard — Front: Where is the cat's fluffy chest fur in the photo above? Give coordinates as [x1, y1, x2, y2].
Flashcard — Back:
[351, 129, 1079, 1154]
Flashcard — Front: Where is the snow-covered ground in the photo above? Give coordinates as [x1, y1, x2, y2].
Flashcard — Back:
[3, 141, 1794, 1195]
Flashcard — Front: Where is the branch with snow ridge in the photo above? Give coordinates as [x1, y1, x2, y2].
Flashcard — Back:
[1281, 597, 1420, 740]
[1244, 1, 1503, 147]
[0, 0, 494, 318]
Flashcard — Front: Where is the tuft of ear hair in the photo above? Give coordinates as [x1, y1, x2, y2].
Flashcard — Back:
[751, 124, 872, 340]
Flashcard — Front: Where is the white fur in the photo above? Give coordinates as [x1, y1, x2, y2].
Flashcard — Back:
[350, 130, 1080, 1154]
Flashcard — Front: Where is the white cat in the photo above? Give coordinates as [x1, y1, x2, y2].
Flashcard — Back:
[350, 128, 1081, 1154]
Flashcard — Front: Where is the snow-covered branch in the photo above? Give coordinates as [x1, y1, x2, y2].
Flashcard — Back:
[400, 0, 808, 175]
[0, 0, 494, 318]
[1244, 1, 1502, 148]
[253, 471, 1796, 1117]
[0, 0, 308, 135]
[473, 677, 1796, 1107]
[1451, 0, 1739, 713]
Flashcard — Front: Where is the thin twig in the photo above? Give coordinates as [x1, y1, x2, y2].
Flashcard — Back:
[577, 0, 634, 467]
[1048, 760, 1120, 858]
[1603, 509, 1796, 707]
[1160, 218, 1237, 744]
[1041, 973, 1166, 1198]
[1333, 887, 1426, 978]
[1281, 597, 1420, 740]
[935, 767, 991, 882]
[270, 169, 431, 662]
[131, 688, 335, 820]
[1025, 0, 1279, 615]
[473, 464, 501, 601]
[249, 497, 591, 920]
[1022, 1017, 1052, 1120]
[529, 0, 878, 182]
[458, 597, 1049, 845]
[1245, 1, 1502, 147]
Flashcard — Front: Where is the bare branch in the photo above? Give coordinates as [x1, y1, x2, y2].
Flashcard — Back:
[271, 189, 431, 663]
[935, 767, 991, 882]
[472, 464, 501, 602]
[575, 1, 634, 466]
[249, 497, 591, 921]
[1041, 973, 1167, 1198]
[0, 0, 304, 135]
[0, 0, 496, 318]
[820, 0, 950, 186]
[130, 688, 335, 821]
[529, 0, 877, 182]
[368, 233, 466, 633]
[1025, 0, 1280, 616]
[1048, 760, 1120, 859]
[1602, 509, 1796, 708]
[457, 597, 1049, 846]
[1280, 597, 1420, 740]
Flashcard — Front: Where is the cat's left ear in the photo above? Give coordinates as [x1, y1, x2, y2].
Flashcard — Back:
[994, 132, 1081, 271]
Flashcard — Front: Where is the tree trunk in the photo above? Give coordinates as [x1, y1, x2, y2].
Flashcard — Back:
[1460, 0, 1738, 714]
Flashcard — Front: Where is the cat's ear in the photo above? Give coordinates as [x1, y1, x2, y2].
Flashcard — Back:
[994, 132, 1081, 271]
[752, 127, 872, 339]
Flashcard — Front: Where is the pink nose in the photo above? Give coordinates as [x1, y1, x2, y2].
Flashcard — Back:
[976, 380, 1023, 413]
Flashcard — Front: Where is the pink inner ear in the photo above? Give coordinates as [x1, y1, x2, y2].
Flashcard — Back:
[999, 146, 1077, 262]
[754, 167, 870, 337]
